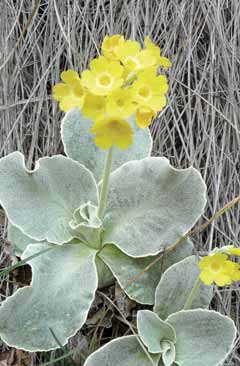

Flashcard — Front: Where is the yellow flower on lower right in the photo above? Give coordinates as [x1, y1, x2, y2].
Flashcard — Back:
[198, 253, 240, 286]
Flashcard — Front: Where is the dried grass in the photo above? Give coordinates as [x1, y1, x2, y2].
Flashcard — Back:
[0, 0, 239, 364]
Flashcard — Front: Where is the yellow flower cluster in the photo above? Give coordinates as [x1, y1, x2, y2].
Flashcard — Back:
[199, 250, 240, 287]
[53, 35, 171, 149]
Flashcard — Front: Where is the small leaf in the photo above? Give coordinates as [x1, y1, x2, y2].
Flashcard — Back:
[102, 157, 206, 257]
[154, 256, 213, 319]
[69, 202, 102, 250]
[167, 309, 237, 366]
[84, 335, 160, 366]
[61, 108, 152, 182]
[137, 310, 176, 354]
[0, 242, 98, 351]
[161, 341, 175, 366]
[0, 152, 98, 244]
[99, 240, 193, 304]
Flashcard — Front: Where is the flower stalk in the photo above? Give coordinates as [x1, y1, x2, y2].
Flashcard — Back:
[97, 147, 113, 220]
[183, 276, 202, 310]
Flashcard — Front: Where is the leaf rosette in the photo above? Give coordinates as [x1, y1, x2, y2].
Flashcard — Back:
[0, 109, 207, 351]
[83, 259, 235, 366]
[84, 309, 236, 366]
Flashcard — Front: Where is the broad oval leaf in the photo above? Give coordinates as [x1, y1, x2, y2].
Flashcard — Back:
[137, 310, 176, 354]
[0, 242, 98, 351]
[167, 309, 237, 366]
[99, 239, 193, 304]
[102, 157, 207, 257]
[61, 108, 152, 182]
[0, 152, 98, 244]
[84, 335, 160, 366]
[154, 256, 213, 319]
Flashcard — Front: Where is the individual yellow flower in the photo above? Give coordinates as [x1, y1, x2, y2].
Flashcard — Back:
[136, 106, 157, 128]
[144, 36, 172, 70]
[53, 70, 85, 112]
[106, 88, 136, 118]
[82, 93, 106, 120]
[132, 69, 168, 112]
[117, 40, 156, 74]
[91, 117, 133, 149]
[198, 253, 240, 286]
[102, 35, 125, 60]
[81, 56, 124, 96]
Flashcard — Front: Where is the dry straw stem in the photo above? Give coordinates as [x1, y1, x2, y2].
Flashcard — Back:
[1, 0, 240, 364]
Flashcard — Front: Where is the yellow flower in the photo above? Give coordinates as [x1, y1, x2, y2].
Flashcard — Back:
[132, 69, 168, 112]
[91, 117, 133, 149]
[82, 93, 105, 120]
[199, 253, 240, 286]
[136, 106, 157, 128]
[144, 36, 172, 70]
[81, 56, 124, 96]
[102, 35, 125, 60]
[53, 70, 85, 112]
[106, 88, 136, 118]
[117, 40, 155, 73]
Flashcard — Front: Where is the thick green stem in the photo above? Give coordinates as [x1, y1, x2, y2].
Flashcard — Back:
[183, 276, 202, 310]
[97, 147, 113, 220]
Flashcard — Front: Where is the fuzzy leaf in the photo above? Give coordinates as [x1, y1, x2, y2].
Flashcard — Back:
[69, 202, 102, 250]
[0, 152, 98, 244]
[137, 310, 176, 354]
[95, 256, 115, 288]
[61, 108, 152, 182]
[154, 256, 213, 319]
[102, 157, 206, 257]
[8, 223, 37, 254]
[99, 239, 193, 304]
[84, 335, 160, 366]
[0, 242, 98, 351]
[167, 309, 237, 366]
[161, 341, 176, 366]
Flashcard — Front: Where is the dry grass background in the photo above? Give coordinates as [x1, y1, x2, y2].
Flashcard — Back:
[0, 0, 240, 365]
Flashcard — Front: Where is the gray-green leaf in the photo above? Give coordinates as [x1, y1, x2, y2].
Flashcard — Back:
[84, 335, 160, 366]
[137, 310, 176, 354]
[0, 152, 98, 244]
[95, 256, 115, 288]
[102, 157, 206, 257]
[8, 223, 37, 254]
[154, 256, 213, 319]
[61, 108, 152, 182]
[161, 341, 176, 366]
[167, 309, 236, 366]
[99, 240, 193, 304]
[69, 202, 102, 250]
[0, 242, 98, 351]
